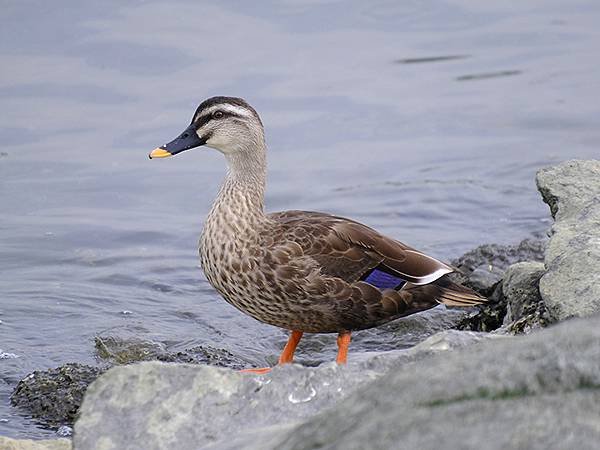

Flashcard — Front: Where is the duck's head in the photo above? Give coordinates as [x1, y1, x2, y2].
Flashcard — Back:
[149, 96, 264, 159]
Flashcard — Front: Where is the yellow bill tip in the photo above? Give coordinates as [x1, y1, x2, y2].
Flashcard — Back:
[149, 148, 172, 159]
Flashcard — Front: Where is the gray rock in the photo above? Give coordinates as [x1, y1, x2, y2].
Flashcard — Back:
[464, 264, 505, 293]
[0, 437, 71, 450]
[501, 262, 552, 333]
[536, 160, 600, 320]
[73, 330, 495, 450]
[269, 315, 600, 450]
[74, 316, 600, 450]
[11, 364, 105, 429]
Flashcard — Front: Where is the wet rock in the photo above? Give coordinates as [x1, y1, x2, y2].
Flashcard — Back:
[11, 364, 105, 429]
[156, 345, 249, 369]
[454, 282, 506, 332]
[74, 330, 495, 450]
[269, 315, 600, 450]
[95, 335, 248, 369]
[451, 238, 548, 332]
[536, 160, 600, 320]
[0, 436, 71, 450]
[94, 335, 166, 365]
[501, 262, 553, 334]
[450, 238, 545, 295]
[456, 261, 554, 335]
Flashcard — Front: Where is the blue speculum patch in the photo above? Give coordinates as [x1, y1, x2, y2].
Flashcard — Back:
[363, 268, 406, 290]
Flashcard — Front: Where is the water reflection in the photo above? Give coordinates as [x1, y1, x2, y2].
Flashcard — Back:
[456, 70, 522, 81]
[396, 55, 469, 64]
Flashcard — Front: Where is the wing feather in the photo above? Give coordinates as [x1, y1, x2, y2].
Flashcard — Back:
[268, 210, 453, 285]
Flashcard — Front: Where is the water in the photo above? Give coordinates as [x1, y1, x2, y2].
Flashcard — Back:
[1, 0, 600, 439]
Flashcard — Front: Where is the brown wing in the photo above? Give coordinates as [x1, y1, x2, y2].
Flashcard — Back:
[268, 210, 453, 285]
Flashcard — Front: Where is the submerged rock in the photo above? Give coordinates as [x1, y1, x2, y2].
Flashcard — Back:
[74, 330, 495, 450]
[11, 364, 105, 429]
[94, 336, 248, 369]
[536, 160, 600, 320]
[74, 316, 600, 450]
[94, 335, 166, 365]
[156, 345, 249, 369]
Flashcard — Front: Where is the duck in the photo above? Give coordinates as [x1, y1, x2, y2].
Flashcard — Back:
[149, 96, 486, 373]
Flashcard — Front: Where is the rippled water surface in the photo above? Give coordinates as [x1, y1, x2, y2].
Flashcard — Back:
[2, 0, 600, 438]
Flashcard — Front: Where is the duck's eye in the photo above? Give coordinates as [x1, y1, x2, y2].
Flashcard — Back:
[212, 111, 224, 119]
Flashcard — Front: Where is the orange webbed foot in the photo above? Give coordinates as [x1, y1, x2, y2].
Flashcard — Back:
[239, 330, 304, 374]
[239, 367, 272, 375]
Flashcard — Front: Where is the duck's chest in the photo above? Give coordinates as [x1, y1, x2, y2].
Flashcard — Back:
[199, 209, 264, 305]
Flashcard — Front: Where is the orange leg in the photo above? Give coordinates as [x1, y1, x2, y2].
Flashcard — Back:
[278, 330, 303, 364]
[336, 331, 351, 364]
[240, 330, 304, 374]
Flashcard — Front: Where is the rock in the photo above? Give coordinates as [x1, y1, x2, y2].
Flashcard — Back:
[73, 316, 600, 450]
[451, 239, 547, 333]
[11, 364, 105, 429]
[457, 261, 553, 335]
[267, 315, 600, 450]
[156, 345, 249, 369]
[455, 282, 506, 332]
[536, 160, 600, 320]
[448, 239, 546, 334]
[450, 238, 545, 295]
[74, 330, 495, 450]
[464, 264, 505, 293]
[94, 335, 166, 365]
[501, 262, 552, 333]
[0, 437, 71, 450]
[94, 336, 248, 369]
[10, 338, 250, 430]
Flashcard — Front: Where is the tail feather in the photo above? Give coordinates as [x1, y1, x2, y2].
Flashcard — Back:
[432, 275, 487, 307]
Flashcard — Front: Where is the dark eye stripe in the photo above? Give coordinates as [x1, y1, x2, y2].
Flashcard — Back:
[192, 110, 242, 128]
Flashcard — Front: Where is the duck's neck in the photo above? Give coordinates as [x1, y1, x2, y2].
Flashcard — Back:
[211, 142, 267, 224]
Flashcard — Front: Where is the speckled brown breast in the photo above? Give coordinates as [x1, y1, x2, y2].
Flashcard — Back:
[199, 207, 334, 331]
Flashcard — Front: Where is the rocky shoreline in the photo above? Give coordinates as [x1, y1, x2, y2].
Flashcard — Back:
[7, 160, 600, 450]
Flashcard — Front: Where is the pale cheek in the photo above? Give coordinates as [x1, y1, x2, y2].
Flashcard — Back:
[206, 134, 230, 151]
